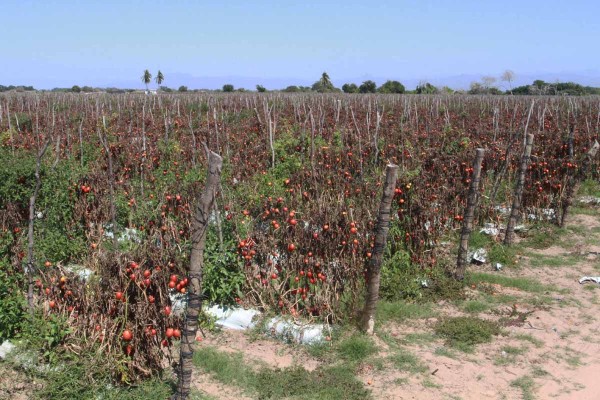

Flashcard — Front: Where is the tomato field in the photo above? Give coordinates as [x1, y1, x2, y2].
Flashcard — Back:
[1, 92, 599, 398]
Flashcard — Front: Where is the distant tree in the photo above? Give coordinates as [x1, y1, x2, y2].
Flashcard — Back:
[481, 76, 497, 90]
[415, 82, 438, 94]
[312, 71, 337, 93]
[501, 70, 515, 94]
[222, 84, 234, 92]
[159, 86, 172, 93]
[142, 69, 152, 91]
[178, 85, 188, 92]
[342, 83, 358, 93]
[359, 80, 377, 93]
[71, 85, 81, 93]
[510, 84, 530, 95]
[81, 86, 94, 93]
[256, 84, 267, 92]
[379, 80, 405, 94]
[155, 70, 164, 87]
[283, 85, 300, 92]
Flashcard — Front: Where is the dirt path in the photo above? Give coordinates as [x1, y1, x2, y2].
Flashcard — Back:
[191, 205, 600, 400]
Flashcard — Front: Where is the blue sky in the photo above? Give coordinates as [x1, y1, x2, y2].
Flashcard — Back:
[1, 0, 599, 89]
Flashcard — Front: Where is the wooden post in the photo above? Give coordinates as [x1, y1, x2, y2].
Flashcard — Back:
[455, 148, 485, 281]
[505, 134, 534, 245]
[561, 140, 600, 227]
[26, 138, 51, 313]
[360, 164, 398, 334]
[173, 147, 223, 400]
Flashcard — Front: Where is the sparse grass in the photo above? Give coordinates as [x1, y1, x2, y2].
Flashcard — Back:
[522, 223, 568, 249]
[566, 224, 588, 236]
[193, 346, 371, 399]
[469, 272, 557, 293]
[489, 242, 521, 267]
[434, 316, 502, 352]
[494, 345, 527, 366]
[434, 346, 459, 359]
[531, 366, 550, 378]
[570, 206, 597, 216]
[401, 332, 437, 345]
[469, 231, 493, 249]
[510, 375, 536, 400]
[461, 300, 491, 314]
[389, 348, 428, 374]
[514, 333, 544, 348]
[377, 301, 436, 324]
[422, 377, 442, 389]
[578, 179, 600, 197]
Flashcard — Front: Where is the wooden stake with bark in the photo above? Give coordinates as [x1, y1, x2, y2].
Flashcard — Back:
[26, 137, 51, 313]
[455, 148, 485, 281]
[360, 163, 398, 334]
[505, 134, 534, 245]
[173, 146, 223, 400]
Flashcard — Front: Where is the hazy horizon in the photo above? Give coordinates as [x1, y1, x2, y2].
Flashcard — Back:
[2, 0, 599, 90]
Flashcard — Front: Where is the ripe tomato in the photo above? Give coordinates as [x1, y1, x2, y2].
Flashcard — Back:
[122, 330, 133, 341]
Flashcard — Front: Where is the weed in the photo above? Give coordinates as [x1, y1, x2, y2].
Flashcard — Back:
[578, 179, 600, 197]
[193, 346, 371, 399]
[401, 332, 437, 345]
[494, 345, 526, 366]
[461, 300, 490, 314]
[514, 334, 544, 348]
[468, 272, 555, 293]
[434, 346, 459, 359]
[337, 333, 377, 362]
[510, 375, 536, 400]
[435, 316, 501, 352]
[376, 301, 436, 324]
[422, 377, 442, 389]
[389, 349, 428, 374]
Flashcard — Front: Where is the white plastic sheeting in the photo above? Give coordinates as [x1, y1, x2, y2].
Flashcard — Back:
[204, 305, 326, 344]
[0, 340, 15, 360]
[470, 248, 487, 264]
[266, 316, 326, 344]
[480, 223, 499, 236]
[579, 276, 600, 285]
[205, 305, 260, 330]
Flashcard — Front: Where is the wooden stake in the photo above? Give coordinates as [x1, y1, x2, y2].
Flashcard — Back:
[360, 164, 398, 334]
[455, 148, 485, 281]
[505, 134, 534, 245]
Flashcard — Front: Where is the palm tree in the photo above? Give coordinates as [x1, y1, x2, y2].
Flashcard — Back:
[155, 70, 164, 88]
[321, 72, 332, 88]
[142, 69, 152, 92]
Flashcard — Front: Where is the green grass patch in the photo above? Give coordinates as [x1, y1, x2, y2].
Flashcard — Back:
[401, 332, 437, 345]
[435, 316, 502, 352]
[570, 206, 597, 216]
[510, 375, 536, 400]
[336, 333, 377, 362]
[521, 223, 568, 250]
[389, 348, 428, 374]
[376, 301, 436, 324]
[469, 272, 556, 293]
[193, 347, 371, 399]
[578, 179, 600, 197]
[489, 243, 521, 267]
[514, 334, 544, 348]
[461, 300, 491, 314]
